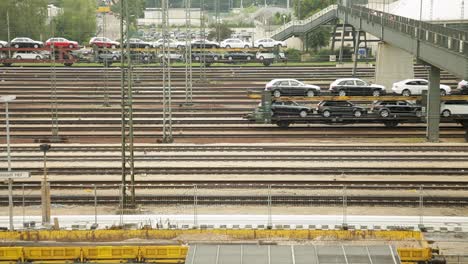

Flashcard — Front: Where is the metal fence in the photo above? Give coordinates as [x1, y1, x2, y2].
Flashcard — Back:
[341, 4, 468, 56]
[1, 183, 467, 231]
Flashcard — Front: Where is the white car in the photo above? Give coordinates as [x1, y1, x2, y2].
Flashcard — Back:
[0, 40, 7, 48]
[265, 79, 321, 97]
[392, 79, 451, 96]
[254, 38, 286, 48]
[458, 80, 468, 95]
[153, 39, 186, 49]
[457, 80, 468, 89]
[256, 51, 275, 60]
[157, 51, 183, 61]
[220, 38, 250, 49]
[13, 51, 47, 60]
[440, 101, 468, 117]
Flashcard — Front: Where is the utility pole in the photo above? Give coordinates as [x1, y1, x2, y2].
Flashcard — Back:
[40, 144, 51, 225]
[7, 11, 11, 58]
[120, 0, 136, 209]
[185, 0, 193, 105]
[50, 19, 59, 140]
[462, 0, 465, 20]
[216, 0, 221, 42]
[429, 0, 434, 21]
[199, 0, 207, 82]
[161, 0, 173, 143]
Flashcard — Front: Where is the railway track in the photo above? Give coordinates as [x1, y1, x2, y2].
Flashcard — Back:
[0, 65, 465, 143]
[1, 194, 466, 207]
[0, 144, 467, 184]
[3, 144, 468, 152]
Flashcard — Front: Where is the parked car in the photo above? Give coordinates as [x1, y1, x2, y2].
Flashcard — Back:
[371, 100, 422, 118]
[278, 52, 287, 62]
[256, 51, 276, 61]
[254, 38, 286, 48]
[153, 39, 186, 49]
[45, 37, 79, 49]
[458, 80, 468, 95]
[329, 78, 386, 96]
[317, 101, 367, 118]
[265, 79, 321, 97]
[0, 41, 7, 48]
[89, 37, 120, 48]
[124, 38, 152, 49]
[192, 51, 220, 62]
[157, 51, 183, 61]
[271, 101, 312, 118]
[12, 51, 47, 60]
[440, 101, 468, 117]
[223, 51, 255, 61]
[10, 37, 43, 48]
[98, 50, 121, 64]
[392, 79, 451, 96]
[220, 38, 250, 49]
[191, 39, 219, 49]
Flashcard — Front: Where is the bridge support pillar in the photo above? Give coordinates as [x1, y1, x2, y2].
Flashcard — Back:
[426, 65, 441, 143]
[375, 42, 414, 91]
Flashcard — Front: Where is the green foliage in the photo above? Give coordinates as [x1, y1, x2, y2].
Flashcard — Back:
[310, 47, 353, 61]
[0, 0, 49, 41]
[285, 48, 301, 61]
[306, 27, 330, 51]
[111, 0, 145, 27]
[208, 23, 233, 41]
[293, 0, 336, 19]
[52, 0, 97, 43]
[271, 12, 291, 25]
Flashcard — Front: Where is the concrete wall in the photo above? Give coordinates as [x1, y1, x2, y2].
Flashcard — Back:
[139, 8, 202, 26]
[285, 36, 303, 50]
[375, 42, 414, 91]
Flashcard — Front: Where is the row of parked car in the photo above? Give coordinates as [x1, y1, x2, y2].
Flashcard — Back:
[264, 78, 463, 98]
[272, 100, 468, 119]
[0, 37, 286, 50]
[90, 49, 286, 65]
[0, 37, 79, 49]
[265, 78, 468, 118]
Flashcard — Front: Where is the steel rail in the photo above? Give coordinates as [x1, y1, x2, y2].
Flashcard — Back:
[2, 194, 467, 207]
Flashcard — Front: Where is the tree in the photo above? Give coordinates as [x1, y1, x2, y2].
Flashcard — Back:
[293, 0, 335, 51]
[0, 0, 49, 41]
[306, 27, 330, 51]
[52, 0, 97, 43]
[208, 23, 233, 41]
[111, 0, 145, 28]
[293, 0, 336, 19]
[271, 12, 292, 25]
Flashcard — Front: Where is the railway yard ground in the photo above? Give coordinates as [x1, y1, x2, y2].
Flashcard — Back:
[1, 64, 468, 263]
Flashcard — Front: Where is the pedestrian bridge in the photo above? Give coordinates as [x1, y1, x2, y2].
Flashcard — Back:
[271, 4, 468, 80]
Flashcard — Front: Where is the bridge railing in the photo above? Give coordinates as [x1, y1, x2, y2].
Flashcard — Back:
[271, 5, 338, 38]
[341, 5, 468, 57]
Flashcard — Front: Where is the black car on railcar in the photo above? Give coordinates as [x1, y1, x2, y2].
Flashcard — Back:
[223, 51, 255, 62]
[316, 101, 367, 118]
[329, 78, 386, 96]
[9, 37, 44, 48]
[371, 101, 422, 118]
[271, 101, 313, 118]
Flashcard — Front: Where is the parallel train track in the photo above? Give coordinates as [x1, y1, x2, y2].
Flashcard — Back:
[1, 194, 466, 207]
[0, 65, 465, 143]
